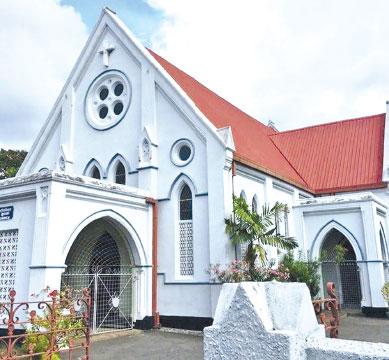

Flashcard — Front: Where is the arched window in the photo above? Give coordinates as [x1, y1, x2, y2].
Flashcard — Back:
[275, 207, 289, 237]
[115, 161, 126, 185]
[252, 196, 258, 213]
[239, 190, 247, 201]
[178, 184, 193, 276]
[91, 166, 101, 180]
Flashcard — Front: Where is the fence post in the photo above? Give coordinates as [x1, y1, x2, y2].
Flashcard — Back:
[312, 282, 340, 338]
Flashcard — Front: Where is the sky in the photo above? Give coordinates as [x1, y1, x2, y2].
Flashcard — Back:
[2, 0, 389, 150]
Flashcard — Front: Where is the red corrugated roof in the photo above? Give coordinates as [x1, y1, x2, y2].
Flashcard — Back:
[149, 49, 386, 194]
[270, 114, 386, 193]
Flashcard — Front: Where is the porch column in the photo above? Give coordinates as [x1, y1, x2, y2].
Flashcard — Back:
[361, 202, 387, 309]
[29, 183, 66, 298]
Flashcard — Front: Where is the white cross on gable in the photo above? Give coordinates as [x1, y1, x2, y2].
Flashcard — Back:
[99, 42, 115, 67]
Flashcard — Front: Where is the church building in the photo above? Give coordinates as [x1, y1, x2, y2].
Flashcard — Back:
[0, 8, 388, 331]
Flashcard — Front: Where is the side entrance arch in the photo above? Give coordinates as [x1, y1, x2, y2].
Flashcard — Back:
[319, 228, 362, 308]
[62, 215, 138, 332]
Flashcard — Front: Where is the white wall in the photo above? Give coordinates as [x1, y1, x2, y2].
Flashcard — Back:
[0, 183, 36, 301]
[233, 163, 312, 263]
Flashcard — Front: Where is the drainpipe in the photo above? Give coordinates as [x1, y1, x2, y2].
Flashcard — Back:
[231, 160, 238, 259]
[146, 197, 160, 329]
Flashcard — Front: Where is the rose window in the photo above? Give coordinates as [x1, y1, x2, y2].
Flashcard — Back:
[85, 70, 131, 130]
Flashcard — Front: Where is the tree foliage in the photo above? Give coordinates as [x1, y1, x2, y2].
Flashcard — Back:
[0, 148, 27, 179]
[225, 196, 297, 273]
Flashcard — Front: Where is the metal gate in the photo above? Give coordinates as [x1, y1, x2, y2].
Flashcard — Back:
[61, 266, 135, 333]
[321, 261, 362, 308]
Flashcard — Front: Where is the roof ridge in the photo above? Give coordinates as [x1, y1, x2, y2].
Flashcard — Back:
[268, 135, 311, 189]
[270, 113, 385, 137]
[147, 49, 274, 134]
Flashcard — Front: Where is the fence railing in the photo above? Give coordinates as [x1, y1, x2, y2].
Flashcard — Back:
[0, 288, 91, 359]
[312, 282, 340, 338]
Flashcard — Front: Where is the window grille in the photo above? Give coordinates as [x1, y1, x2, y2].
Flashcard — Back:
[91, 166, 101, 180]
[115, 162, 126, 185]
[0, 230, 18, 301]
[179, 184, 193, 276]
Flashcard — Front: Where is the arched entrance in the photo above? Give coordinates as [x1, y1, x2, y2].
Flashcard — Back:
[320, 228, 362, 308]
[62, 216, 135, 332]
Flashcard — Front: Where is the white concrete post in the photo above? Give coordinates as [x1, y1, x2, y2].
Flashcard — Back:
[361, 202, 387, 308]
[205, 282, 389, 360]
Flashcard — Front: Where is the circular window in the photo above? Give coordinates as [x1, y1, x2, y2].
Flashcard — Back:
[99, 105, 109, 119]
[99, 87, 109, 100]
[113, 101, 124, 115]
[85, 70, 131, 130]
[114, 82, 124, 96]
[171, 139, 194, 166]
[179, 145, 191, 161]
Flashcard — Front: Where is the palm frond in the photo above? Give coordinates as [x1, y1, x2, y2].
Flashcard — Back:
[226, 196, 297, 266]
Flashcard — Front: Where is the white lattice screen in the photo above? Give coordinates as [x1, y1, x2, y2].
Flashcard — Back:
[179, 221, 193, 276]
[0, 229, 18, 300]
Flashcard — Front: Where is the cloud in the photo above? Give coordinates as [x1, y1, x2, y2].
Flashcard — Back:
[0, 0, 88, 150]
[147, 0, 389, 130]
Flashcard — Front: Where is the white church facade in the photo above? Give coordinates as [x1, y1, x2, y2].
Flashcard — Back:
[0, 8, 388, 331]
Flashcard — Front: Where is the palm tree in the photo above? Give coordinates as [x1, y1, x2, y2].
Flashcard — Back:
[225, 196, 297, 275]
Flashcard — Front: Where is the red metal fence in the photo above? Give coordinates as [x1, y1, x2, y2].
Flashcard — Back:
[312, 282, 340, 338]
[0, 288, 91, 359]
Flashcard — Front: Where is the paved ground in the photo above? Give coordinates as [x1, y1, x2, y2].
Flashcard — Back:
[338, 314, 389, 343]
[90, 315, 389, 359]
[91, 330, 203, 360]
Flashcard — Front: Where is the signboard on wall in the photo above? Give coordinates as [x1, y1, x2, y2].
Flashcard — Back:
[0, 206, 13, 221]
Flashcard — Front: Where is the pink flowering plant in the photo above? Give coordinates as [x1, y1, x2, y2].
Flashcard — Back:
[209, 260, 289, 283]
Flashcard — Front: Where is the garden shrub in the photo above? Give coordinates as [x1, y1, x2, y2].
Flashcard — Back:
[279, 252, 321, 298]
[382, 282, 389, 302]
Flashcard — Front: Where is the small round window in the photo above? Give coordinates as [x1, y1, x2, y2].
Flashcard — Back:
[171, 139, 194, 166]
[179, 145, 191, 161]
[85, 70, 131, 130]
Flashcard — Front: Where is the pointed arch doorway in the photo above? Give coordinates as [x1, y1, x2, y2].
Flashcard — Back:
[320, 228, 362, 308]
[62, 217, 136, 332]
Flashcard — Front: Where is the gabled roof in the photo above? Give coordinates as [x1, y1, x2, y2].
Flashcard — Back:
[149, 50, 308, 189]
[149, 50, 386, 194]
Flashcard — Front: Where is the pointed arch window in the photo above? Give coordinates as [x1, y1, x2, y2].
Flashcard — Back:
[252, 196, 258, 213]
[239, 190, 247, 201]
[179, 184, 193, 276]
[275, 206, 289, 237]
[91, 166, 101, 180]
[115, 161, 126, 185]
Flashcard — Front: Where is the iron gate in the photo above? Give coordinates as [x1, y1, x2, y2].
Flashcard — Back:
[61, 266, 135, 333]
[321, 261, 362, 308]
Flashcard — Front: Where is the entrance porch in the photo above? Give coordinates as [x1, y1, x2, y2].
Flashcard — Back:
[0, 171, 154, 329]
[293, 192, 388, 313]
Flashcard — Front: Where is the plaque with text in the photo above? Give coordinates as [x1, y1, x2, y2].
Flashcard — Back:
[0, 206, 13, 221]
